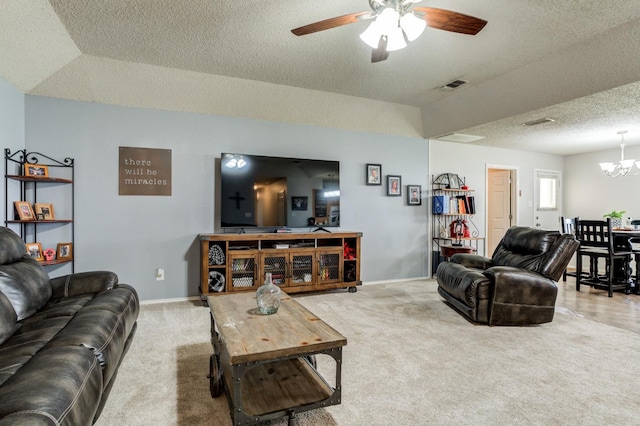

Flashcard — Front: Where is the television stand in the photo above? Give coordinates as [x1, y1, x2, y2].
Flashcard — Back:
[312, 225, 331, 233]
[199, 232, 362, 297]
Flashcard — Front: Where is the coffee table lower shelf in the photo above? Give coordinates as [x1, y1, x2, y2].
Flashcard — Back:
[210, 350, 342, 425]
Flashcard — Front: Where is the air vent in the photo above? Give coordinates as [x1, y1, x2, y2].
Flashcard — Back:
[434, 133, 485, 143]
[522, 117, 556, 126]
[438, 79, 468, 91]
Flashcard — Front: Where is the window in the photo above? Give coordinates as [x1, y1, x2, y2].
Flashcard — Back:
[537, 173, 558, 210]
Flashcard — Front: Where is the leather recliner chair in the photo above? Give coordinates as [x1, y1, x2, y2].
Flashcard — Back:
[436, 226, 579, 326]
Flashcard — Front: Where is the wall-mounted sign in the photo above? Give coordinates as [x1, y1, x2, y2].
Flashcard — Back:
[119, 146, 171, 196]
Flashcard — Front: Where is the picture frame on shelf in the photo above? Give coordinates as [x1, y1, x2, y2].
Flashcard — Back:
[387, 175, 401, 196]
[447, 173, 460, 189]
[407, 185, 422, 205]
[291, 196, 308, 211]
[34, 203, 55, 220]
[26, 242, 44, 261]
[366, 163, 382, 186]
[57, 242, 73, 260]
[24, 163, 49, 178]
[14, 201, 35, 220]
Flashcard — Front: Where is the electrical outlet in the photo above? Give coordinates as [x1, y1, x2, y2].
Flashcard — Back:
[156, 268, 164, 281]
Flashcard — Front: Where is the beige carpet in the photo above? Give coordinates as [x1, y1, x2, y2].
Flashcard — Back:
[96, 280, 640, 425]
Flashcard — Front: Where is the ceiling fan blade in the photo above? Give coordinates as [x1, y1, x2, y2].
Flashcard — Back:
[371, 36, 390, 63]
[291, 12, 371, 36]
[413, 7, 487, 35]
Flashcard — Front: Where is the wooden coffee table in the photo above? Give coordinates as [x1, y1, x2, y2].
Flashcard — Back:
[208, 292, 346, 426]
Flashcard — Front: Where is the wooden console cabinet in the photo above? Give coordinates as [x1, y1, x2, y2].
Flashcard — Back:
[199, 232, 362, 297]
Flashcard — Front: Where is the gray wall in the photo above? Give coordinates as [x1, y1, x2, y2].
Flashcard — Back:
[24, 96, 430, 301]
[0, 78, 25, 208]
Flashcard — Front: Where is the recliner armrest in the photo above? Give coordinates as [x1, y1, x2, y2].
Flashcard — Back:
[483, 266, 558, 325]
[50, 271, 119, 300]
[451, 253, 494, 270]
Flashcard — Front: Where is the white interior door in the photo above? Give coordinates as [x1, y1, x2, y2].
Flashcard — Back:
[534, 169, 561, 230]
[487, 169, 513, 255]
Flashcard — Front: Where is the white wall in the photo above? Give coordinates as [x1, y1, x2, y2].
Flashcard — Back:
[24, 96, 430, 301]
[564, 144, 640, 222]
[429, 140, 564, 260]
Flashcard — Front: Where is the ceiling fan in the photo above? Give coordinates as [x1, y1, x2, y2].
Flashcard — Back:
[291, 0, 487, 63]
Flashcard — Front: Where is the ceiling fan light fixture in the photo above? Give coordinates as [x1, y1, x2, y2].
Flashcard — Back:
[386, 26, 407, 51]
[400, 12, 426, 41]
[360, 21, 383, 48]
[376, 7, 400, 35]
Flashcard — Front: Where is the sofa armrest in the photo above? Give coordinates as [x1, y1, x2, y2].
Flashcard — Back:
[450, 253, 494, 270]
[50, 271, 119, 300]
[483, 266, 558, 325]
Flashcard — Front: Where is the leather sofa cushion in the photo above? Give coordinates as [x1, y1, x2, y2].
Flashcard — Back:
[0, 261, 51, 321]
[492, 227, 560, 273]
[436, 262, 492, 305]
[0, 345, 103, 425]
[0, 227, 27, 265]
[0, 317, 73, 387]
[0, 292, 18, 346]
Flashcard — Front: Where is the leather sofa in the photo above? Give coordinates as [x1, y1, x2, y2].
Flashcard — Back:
[436, 226, 579, 326]
[0, 227, 139, 424]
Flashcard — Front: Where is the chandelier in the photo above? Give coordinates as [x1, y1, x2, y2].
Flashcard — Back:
[599, 131, 640, 177]
[359, 2, 427, 51]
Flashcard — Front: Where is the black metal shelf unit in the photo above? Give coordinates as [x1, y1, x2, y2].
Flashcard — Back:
[4, 149, 75, 272]
[431, 173, 484, 275]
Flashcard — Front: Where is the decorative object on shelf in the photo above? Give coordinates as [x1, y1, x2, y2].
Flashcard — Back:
[208, 244, 225, 265]
[208, 271, 226, 292]
[291, 196, 308, 211]
[34, 203, 55, 220]
[366, 163, 382, 185]
[447, 173, 461, 189]
[449, 219, 470, 245]
[343, 242, 356, 260]
[43, 248, 56, 261]
[407, 185, 421, 205]
[24, 163, 49, 178]
[256, 272, 281, 315]
[14, 201, 34, 221]
[603, 210, 625, 229]
[599, 131, 640, 177]
[387, 175, 401, 196]
[56, 242, 73, 260]
[25, 242, 44, 261]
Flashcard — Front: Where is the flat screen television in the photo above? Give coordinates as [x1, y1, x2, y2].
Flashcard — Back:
[220, 153, 340, 229]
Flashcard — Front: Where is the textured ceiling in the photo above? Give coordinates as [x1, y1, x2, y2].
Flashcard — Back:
[2, 0, 640, 155]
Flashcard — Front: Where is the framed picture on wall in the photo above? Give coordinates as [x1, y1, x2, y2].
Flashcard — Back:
[291, 196, 308, 211]
[387, 175, 401, 196]
[407, 185, 422, 205]
[366, 164, 382, 186]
